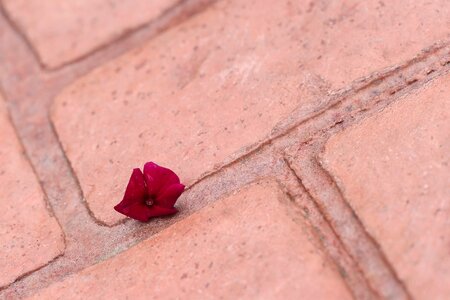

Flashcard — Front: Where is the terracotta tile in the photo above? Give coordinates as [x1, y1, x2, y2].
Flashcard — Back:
[30, 180, 351, 299]
[0, 95, 64, 288]
[51, 0, 450, 225]
[321, 74, 450, 299]
[1, 0, 180, 68]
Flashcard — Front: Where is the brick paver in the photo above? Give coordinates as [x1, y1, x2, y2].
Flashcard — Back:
[52, 0, 450, 225]
[1, 0, 449, 298]
[1, 0, 180, 68]
[0, 95, 64, 288]
[321, 74, 450, 299]
[30, 180, 352, 299]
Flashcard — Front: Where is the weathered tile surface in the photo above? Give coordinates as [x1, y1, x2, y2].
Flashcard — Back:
[0, 95, 64, 288]
[52, 0, 450, 225]
[1, 0, 180, 68]
[30, 180, 351, 299]
[321, 74, 450, 299]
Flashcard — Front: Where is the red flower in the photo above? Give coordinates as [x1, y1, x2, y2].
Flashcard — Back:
[114, 162, 185, 222]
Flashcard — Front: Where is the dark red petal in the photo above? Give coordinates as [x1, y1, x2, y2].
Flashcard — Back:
[143, 162, 180, 195]
[146, 205, 178, 218]
[156, 183, 185, 208]
[117, 168, 146, 207]
[114, 202, 178, 222]
[114, 201, 151, 222]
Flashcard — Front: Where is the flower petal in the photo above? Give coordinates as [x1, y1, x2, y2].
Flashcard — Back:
[114, 202, 178, 222]
[156, 183, 185, 208]
[143, 162, 180, 195]
[146, 205, 178, 218]
[114, 201, 151, 222]
[116, 168, 146, 207]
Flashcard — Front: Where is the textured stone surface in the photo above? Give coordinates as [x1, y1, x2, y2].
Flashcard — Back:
[0, 95, 64, 288]
[1, 0, 180, 68]
[52, 0, 450, 225]
[321, 74, 450, 299]
[30, 180, 351, 299]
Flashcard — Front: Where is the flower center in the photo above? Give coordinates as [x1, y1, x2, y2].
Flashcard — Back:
[144, 195, 155, 206]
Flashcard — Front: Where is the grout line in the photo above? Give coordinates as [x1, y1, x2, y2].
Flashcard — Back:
[0, 85, 66, 234]
[273, 50, 450, 298]
[0, 3, 43, 70]
[18, 17, 449, 229]
[0, 0, 218, 229]
[0, 1, 449, 293]
[1, 0, 217, 72]
[315, 154, 413, 299]
[47, 0, 218, 72]
[0, 88, 68, 292]
[284, 146, 411, 299]
[282, 157, 379, 300]
[0, 251, 64, 293]
[188, 42, 450, 191]
[47, 118, 113, 228]
[10, 125, 68, 253]
[184, 43, 450, 299]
